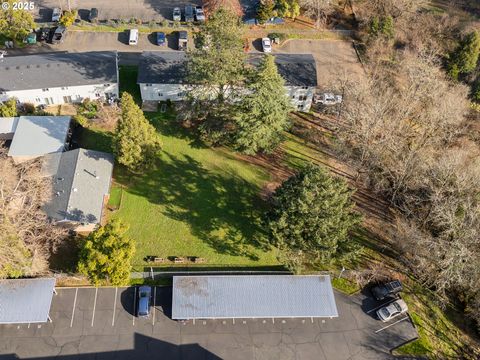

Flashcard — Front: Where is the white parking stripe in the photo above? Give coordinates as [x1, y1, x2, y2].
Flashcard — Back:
[91, 287, 98, 327]
[132, 287, 137, 326]
[70, 288, 78, 328]
[375, 316, 409, 333]
[112, 287, 118, 327]
[152, 287, 156, 326]
[367, 302, 391, 314]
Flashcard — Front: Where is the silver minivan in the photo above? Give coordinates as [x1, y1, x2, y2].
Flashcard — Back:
[129, 29, 139, 46]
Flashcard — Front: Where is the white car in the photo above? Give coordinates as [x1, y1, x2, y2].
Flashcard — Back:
[376, 299, 408, 322]
[173, 7, 181, 22]
[314, 93, 343, 105]
[52, 8, 62, 22]
[262, 37, 272, 53]
[195, 6, 205, 22]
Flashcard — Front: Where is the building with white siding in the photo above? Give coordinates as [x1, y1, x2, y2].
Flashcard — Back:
[137, 52, 317, 111]
[0, 52, 119, 106]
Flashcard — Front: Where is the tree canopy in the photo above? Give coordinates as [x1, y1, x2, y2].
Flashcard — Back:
[266, 164, 361, 271]
[0, 0, 35, 41]
[234, 55, 292, 154]
[0, 99, 17, 117]
[448, 31, 480, 79]
[113, 92, 162, 172]
[77, 220, 135, 286]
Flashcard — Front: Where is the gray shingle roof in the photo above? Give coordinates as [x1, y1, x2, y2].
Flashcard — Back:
[0, 278, 55, 324]
[43, 148, 114, 224]
[137, 52, 188, 84]
[172, 275, 338, 319]
[8, 116, 71, 158]
[0, 51, 118, 91]
[137, 52, 317, 87]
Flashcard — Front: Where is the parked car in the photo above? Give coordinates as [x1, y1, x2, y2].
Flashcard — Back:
[262, 37, 272, 53]
[137, 286, 151, 318]
[178, 31, 188, 51]
[51, 26, 67, 44]
[173, 7, 181, 21]
[88, 8, 99, 22]
[195, 6, 205, 22]
[376, 299, 408, 322]
[314, 93, 343, 105]
[52, 8, 62, 22]
[371, 280, 403, 301]
[156, 31, 166, 46]
[185, 5, 194, 22]
[129, 29, 139, 46]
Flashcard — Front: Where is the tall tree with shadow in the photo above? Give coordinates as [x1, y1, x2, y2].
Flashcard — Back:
[234, 55, 292, 155]
[185, 7, 246, 145]
[266, 164, 362, 273]
[113, 92, 162, 172]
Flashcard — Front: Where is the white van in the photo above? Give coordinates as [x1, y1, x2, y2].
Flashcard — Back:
[129, 29, 139, 46]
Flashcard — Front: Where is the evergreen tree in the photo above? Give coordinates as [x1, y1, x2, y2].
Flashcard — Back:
[257, 0, 275, 23]
[234, 55, 291, 155]
[448, 31, 480, 79]
[186, 8, 246, 144]
[472, 77, 480, 103]
[0, 0, 35, 42]
[113, 92, 162, 172]
[266, 164, 362, 271]
[380, 15, 394, 39]
[77, 220, 135, 286]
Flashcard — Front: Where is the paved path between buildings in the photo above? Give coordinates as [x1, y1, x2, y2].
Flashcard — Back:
[0, 286, 418, 360]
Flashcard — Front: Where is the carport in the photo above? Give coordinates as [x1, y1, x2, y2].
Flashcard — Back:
[172, 275, 338, 320]
[0, 278, 56, 324]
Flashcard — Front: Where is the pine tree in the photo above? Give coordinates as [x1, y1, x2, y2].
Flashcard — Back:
[448, 31, 480, 79]
[77, 220, 135, 286]
[257, 0, 275, 23]
[113, 92, 162, 172]
[266, 164, 362, 270]
[234, 55, 292, 155]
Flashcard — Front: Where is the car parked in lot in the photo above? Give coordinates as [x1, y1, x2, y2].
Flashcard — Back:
[137, 286, 151, 318]
[129, 29, 139, 45]
[156, 31, 166, 46]
[173, 7, 181, 21]
[195, 6, 205, 22]
[52, 8, 62, 22]
[88, 8, 99, 22]
[376, 299, 408, 322]
[178, 30, 188, 51]
[185, 5, 194, 22]
[51, 26, 67, 44]
[262, 37, 272, 53]
[371, 280, 403, 301]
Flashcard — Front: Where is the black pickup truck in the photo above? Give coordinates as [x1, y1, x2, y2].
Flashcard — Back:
[371, 280, 403, 301]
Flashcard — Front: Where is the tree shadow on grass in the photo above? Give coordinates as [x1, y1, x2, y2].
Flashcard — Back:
[115, 152, 271, 261]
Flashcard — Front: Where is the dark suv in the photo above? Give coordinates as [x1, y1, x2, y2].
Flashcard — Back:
[371, 280, 402, 301]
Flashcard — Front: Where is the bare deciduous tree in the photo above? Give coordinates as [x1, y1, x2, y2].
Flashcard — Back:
[0, 147, 68, 277]
[299, 0, 337, 28]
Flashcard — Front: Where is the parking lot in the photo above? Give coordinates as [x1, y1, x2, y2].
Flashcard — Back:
[0, 286, 417, 360]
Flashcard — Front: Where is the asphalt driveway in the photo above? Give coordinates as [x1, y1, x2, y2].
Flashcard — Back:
[0, 286, 417, 360]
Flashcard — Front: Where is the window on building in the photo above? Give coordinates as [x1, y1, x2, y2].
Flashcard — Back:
[104, 83, 110, 87]
[42, 88, 49, 92]
[61, 87, 68, 90]
[177, 92, 184, 97]
[298, 95, 307, 101]
[302, 86, 308, 90]
[291, 95, 295, 99]
[297, 104, 304, 110]
[63, 96, 72, 103]
[95, 93, 101, 97]
[146, 83, 153, 87]
[158, 93, 163, 97]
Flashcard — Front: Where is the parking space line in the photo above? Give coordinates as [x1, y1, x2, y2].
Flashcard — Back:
[132, 287, 137, 326]
[152, 286, 156, 326]
[112, 287, 118, 327]
[91, 287, 98, 327]
[375, 316, 409, 333]
[367, 302, 391, 314]
[70, 288, 78, 328]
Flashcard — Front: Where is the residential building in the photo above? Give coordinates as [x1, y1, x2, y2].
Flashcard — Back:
[43, 148, 114, 232]
[0, 116, 71, 163]
[0, 52, 119, 106]
[137, 52, 318, 111]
